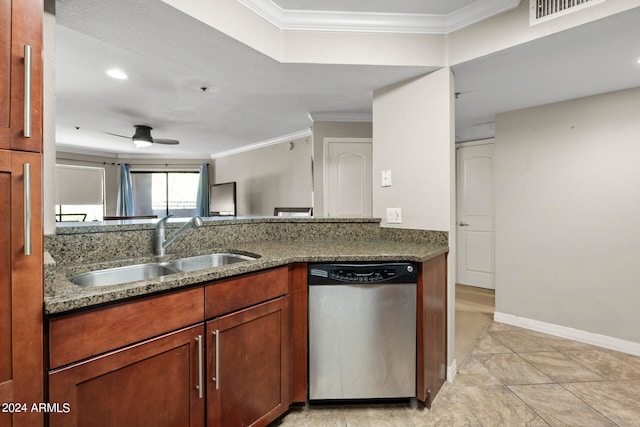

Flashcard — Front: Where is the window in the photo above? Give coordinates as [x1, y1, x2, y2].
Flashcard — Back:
[55, 165, 105, 221]
[131, 171, 199, 218]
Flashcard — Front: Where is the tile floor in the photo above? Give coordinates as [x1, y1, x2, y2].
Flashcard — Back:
[272, 285, 640, 426]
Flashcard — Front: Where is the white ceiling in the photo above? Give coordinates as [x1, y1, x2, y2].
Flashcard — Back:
[54, 0, 640, 158]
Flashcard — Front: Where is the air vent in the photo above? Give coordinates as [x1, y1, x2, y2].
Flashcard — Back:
[530, 0, 605, 24]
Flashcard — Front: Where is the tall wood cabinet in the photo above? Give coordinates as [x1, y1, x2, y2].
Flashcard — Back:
[0, 0, 44, 425]
[1, 0, 43, 152]
[0, 151, 44, 426]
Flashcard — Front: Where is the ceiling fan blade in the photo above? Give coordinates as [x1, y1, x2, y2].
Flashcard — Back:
[153, 139, 180, 145]
[104, 132, 132, 139]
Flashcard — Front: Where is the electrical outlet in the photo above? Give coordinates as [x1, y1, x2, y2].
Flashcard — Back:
[381, 170, 392, 187]
[387, 208, 402, 224]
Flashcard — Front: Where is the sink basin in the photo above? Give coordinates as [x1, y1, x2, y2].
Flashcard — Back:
[69, 263, 180, 287]
[164, 253, 256, 273]
[68, 252, 257, 287]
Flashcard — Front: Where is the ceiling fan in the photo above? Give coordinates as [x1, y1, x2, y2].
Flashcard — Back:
[106, 125, 180, 148]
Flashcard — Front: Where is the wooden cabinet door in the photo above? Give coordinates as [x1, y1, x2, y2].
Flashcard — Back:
[0, 150, 43, 427]
[1, 0, 10, 137]
[207, 297, 292, 427]
[417, 253, 448, 407]
[0, 0, 43, 152]
[48, 324, 206, 427]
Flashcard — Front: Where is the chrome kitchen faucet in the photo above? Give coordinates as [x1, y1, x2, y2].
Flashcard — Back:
[154, 215, 203, 256]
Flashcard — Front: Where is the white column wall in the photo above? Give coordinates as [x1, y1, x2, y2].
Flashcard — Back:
[372, 68, 457, 368]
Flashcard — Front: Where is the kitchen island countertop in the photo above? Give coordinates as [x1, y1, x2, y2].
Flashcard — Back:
[45, 218, 448, 315]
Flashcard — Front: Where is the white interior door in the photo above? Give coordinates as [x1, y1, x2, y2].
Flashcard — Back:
[456, 141, 495, 289]
[324, 138, 372, 217]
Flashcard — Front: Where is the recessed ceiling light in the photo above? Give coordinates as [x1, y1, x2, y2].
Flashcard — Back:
[106, 69, 128, 80]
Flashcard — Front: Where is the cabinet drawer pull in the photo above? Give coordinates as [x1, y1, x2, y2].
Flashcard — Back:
[212, 330, 220, 390]
[24, 163, 31, 256]
[196, 335, 204, 399]
[24, 45, 32, 138]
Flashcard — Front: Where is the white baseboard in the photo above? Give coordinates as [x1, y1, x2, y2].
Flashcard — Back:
[447, 358, 457, 383]
[494, 312, 640, 356]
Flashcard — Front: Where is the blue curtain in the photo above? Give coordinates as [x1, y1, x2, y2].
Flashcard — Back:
[116, 163, 134, 216]
[195, 163, 210, 217]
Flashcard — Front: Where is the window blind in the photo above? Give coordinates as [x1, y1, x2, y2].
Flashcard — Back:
[55, 164, 105, 205]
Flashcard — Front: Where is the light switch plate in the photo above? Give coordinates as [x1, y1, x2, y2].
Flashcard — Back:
[387, 208, 402, 224]
[381, 170, 392, 187]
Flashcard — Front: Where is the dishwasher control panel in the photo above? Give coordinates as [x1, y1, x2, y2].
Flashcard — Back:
[309, 262, 417, 284]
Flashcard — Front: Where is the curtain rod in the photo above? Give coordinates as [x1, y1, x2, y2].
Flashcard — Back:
[57, 158, 209, 167]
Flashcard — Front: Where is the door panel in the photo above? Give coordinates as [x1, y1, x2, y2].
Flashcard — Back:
[1, 150, 43, 426]
[0, 0, 10, 133]
[325, 138, 372, 217]
[207, 297, 291, 427]
[0, 152, 12, 426]
[456, 142, 495, 289]
[7, 0, 43, 152]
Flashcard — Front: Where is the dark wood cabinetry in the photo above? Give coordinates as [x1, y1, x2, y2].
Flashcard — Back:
[205, 267, 292, 427]
[0, 0, 43, 153]
[0, 150, 43, 427]
[417, 253, 448, 407]
[49, 287, 204, 369]
[1, 0, 44, 422]
[206, 297, 291, 427]
[49, 324, 204, 427]
[48, 288, 205, 427]
[49, 324, 206, 427]
[47, 267, 292, 427]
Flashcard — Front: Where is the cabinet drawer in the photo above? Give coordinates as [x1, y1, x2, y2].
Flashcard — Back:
[205, 267, 288, 319]
[49, 286, 204, 369]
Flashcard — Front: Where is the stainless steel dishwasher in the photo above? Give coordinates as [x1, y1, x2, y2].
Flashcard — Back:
[308, 262, 417, 400]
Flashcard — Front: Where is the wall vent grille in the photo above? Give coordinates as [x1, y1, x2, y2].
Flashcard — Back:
[530, 0, 605, 24]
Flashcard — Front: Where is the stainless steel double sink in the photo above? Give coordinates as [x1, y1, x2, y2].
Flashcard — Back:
[68, 253, 257, 287]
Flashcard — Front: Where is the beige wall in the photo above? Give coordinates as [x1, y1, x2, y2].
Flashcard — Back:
[447, 0, 640, 65]
[213, 137, 312, 216]
[495, 86, 640, 344]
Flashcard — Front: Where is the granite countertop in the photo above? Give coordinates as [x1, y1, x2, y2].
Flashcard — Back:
[45, 238, 448, 315]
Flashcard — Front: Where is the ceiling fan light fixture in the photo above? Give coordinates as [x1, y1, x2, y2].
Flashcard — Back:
[132, 125, 154, 147]
[133, 139, 153, 148]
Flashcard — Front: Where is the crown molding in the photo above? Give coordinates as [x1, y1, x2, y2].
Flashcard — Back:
[210, 128, 312, 159]
[309, 112, 372, 122]
[236, 0, 521, 34]
[55, 144, 120, 158]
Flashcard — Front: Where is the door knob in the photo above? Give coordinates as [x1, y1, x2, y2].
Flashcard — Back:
[459, 221, 469, 227]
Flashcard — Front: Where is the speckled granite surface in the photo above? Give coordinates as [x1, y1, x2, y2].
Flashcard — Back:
[45, 218, 448, 315]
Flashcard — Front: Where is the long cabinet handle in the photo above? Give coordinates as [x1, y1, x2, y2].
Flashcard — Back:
[212, 330, 220, 390]
[196, 335, 204, 399]
[24, 45, 32, 138]
[23, 163, 31, 256]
